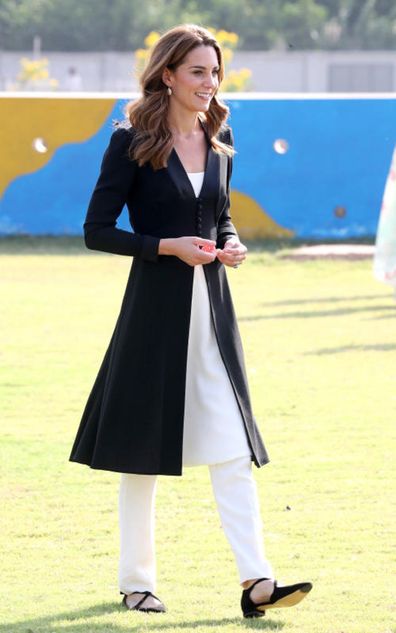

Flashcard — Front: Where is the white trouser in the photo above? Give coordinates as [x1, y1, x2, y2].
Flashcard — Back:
[118, 455, 274, 594]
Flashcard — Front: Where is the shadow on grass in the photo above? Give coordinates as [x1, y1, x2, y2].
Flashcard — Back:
[366, 313, 396, 320]
[0, 601, 285, 632]
[0, 236, 290, 255]
[0, 235, 375, 256]
[304, 343, 396, 355]
[240, 304, 395, 321]
[260, 294, 391, 307]
[0, 235, 86, 254]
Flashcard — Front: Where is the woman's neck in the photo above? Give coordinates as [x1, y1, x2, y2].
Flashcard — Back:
[167, 107, 202, 139]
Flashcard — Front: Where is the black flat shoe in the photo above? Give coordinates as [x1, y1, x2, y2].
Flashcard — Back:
[122, 591, 167, 613]
[241, 577, 313, 618]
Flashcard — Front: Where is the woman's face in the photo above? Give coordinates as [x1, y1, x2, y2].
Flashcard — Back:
[164, 45, 220, 113]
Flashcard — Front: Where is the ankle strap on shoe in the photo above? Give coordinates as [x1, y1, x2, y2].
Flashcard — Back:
[245, 577, 274, 592]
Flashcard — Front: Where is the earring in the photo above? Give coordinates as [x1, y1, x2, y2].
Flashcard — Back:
[167, 86, 172, 96]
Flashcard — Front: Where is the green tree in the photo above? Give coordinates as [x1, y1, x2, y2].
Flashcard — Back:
[0, 0, 150, 50]
[0, 0, 395, 51]
[316, 0, 396, 48]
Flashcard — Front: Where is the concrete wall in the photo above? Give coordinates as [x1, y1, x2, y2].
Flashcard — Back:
[1, 93, 395, 239]
[1, 50, 396, 92]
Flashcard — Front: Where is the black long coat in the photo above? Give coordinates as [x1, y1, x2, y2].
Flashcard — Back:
[69, 121, 269, 476]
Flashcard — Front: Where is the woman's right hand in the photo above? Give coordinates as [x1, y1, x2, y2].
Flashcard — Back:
[159, 236, 218, 266]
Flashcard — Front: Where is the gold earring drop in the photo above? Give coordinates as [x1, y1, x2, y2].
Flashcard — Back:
[167, 87, 172, 96]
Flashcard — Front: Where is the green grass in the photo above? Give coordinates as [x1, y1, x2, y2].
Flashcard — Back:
[1, 238, 395, 633]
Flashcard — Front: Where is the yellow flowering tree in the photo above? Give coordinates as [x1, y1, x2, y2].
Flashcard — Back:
[134, 31, 160, 77]
[12, 57, 58, 91]
[134, 28, 252, 92]
[211, 29, 252, 92]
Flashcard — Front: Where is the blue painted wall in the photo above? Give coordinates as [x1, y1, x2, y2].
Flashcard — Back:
[229, 98, 395, 238]
[1, 95, 395, 238]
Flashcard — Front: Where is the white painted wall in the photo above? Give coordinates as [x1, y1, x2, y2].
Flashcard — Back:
[1, 49, 395, 92]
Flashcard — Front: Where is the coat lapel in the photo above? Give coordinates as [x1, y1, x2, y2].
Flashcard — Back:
[215, 150, 229, 220]
[166, 122, 221, 203]
[203, 142, 220, 202]
[167, 148, 198, 199]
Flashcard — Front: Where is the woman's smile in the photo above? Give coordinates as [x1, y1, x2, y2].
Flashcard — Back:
[195, 91, 212, 102]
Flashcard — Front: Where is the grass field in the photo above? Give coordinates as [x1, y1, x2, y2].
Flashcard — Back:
[1, 238, 395, 633]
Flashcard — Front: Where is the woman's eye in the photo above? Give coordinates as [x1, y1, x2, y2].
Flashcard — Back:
[193, 70, 219, 76]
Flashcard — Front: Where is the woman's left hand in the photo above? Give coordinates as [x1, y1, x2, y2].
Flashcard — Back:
[216, 237, 247, 268]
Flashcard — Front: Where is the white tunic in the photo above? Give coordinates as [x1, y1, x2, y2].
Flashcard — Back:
[182, 171, 252, 467]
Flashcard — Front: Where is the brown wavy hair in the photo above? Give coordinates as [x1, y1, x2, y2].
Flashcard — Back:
[125, 24, 234, 170]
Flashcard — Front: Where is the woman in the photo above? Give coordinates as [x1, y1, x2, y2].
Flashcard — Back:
[69, 24, 312, 618]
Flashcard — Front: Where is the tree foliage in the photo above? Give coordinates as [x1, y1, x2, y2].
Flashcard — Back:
[0, 0, 395, 51]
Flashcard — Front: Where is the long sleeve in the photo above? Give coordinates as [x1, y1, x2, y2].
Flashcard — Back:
[83, 127, 160, 262]
[216, 126, 239, 249]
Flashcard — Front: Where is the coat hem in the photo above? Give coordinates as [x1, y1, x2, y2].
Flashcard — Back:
[69, 453, 269, 475]
[69, 456, 184, 476]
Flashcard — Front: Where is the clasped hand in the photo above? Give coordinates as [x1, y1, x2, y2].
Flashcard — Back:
[216, 237, 247, 268]
[166, 236, 247, 268]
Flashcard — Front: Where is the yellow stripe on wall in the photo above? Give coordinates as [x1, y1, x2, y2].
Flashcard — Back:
[230, 191, 294, 239]
[0, 97, 116, 197]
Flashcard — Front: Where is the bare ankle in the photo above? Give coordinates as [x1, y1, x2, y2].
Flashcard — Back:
[241, 577, 274, 590]
[242, 579, 257, 589]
